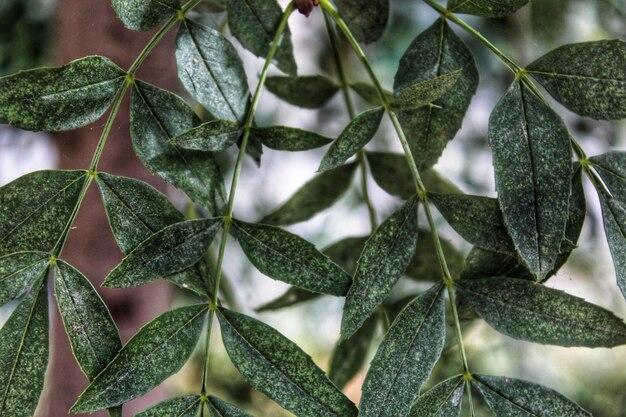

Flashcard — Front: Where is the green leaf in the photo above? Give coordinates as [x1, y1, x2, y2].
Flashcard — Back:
[261, 162, 357, 225]
[112, 0, 180, 31]
[170, 119, 242, 152]
[250, 126, 332, 151]
[359, 285, 446, 417]
[350, 82, 393, 106]
[333, 0, 389, 43]
[0, 169, 87, 253]
[72, 304, 208, 412]
[232, 220, 351, 296]
[265, 75, 339, 108]
[406, 228, 464, 282]
[0, 251, 49, 306]
[134, 395, 202, 417]
[226, 0, 296, 75]
[131, 81, 226, 214]
[409, 375, 464, 417]
[53, 261, 121, 381]
[394, 18, 479, 169]
[489, 80, 571, 280]
[103, 218, 222, 290]
[429, 193, 515, 254]
[456, 277, 626, 347]
[447, 0, 529, 17]
[590, 152, 626, 298]
[341, 196, 419, 340]
[0, 276, 48, 417]
[176, 19, 249, 123]
[96, 173, 184, 254]
[527, 39, 626, 120]
[255, 286, 321, 312]
[0, 56, 126, 131]
[328, 313, 377, 389]
[318, 107, 384, 172]
[391, 70, 461, 111]
[207, 396, 252, 417]
[217, 307, 358, 417]
[366, 151, 461, 199]
[473, 374, 591, 416]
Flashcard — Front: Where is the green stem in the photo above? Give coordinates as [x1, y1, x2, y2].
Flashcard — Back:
[199, 2, 296, 395]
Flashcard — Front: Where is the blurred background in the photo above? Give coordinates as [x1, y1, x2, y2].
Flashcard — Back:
[0, 0, 625, 416]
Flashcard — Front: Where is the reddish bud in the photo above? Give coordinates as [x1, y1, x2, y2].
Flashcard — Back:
[295, 0, 320, 17]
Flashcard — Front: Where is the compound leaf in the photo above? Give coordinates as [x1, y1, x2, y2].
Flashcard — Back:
[53, 261, 121, 381]
[360, 285, 446, 417]
[131, 81, 226, 214]
[0, 251, 49, 306]
[0, 169, 87, 253]
[171, 119, 242, 152]
[250, 126, 332, 151]
[207, 396, 252, 417]
[217, 307, 358, 417]
[391, 70, 461, 111]
[227, 0, 296, 75]
[261, 162, 357, 225]
[333, 0, 389, 43]
[474, 374, 591, 416]
[112, 0, 180, 31]
[318, 107, 384, 172]
[456, 277, 626, 347]
[394, 18, 478, 169]
[341, 196, 419, 340]
[409, 375, 464, 417]
[0, 277, 48, 417]
[176, 19, 249, 123]
[0, 56, 126, 131]
[527, 39, 626, 120]
[489, 80, 571, 280]
[232, 220, 351, 296]
[134, 396, 202, 417]
[265, 75, 339, 108]
[72, 304, 208, 412]
[447, 0, 529, 17]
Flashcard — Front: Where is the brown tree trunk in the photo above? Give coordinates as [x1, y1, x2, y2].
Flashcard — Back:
[37, 2, 183, 416]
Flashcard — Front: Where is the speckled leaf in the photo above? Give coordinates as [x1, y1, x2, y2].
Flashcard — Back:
[0, 277, 48, 417]
[318, 107, 384, 172]
[333, 0, 388, 43]
[360, 284, 446, 417]
[72, 304, 208, 412]
[328, 313, 377, 389]
[366, 151, 461, 199]
[232, 220, 351, 295]
[265, 75, 339, 108]
[447, 0, 529, 17]
[261, 162, 357, 225]
[409, 375, 464, 417]
[489, 80, 571, 280]
[176, 19, 249, 123]
[456, 277, 626, 347]
[0, 251, 49, 306]
[112, 0, 180, 31]
[406, 228, 464, 282]
[474, 375, 591, 416]
[53, 261, 121, 380]
[171, 119, 242, 152]
[207, 396, 252, 417]
[430, 193, 515, 254]
[590, 152, 626, 298]
[392, 70, 461, 111]
[217, 307, 358, 417]
[0, 169, 87, 253]
[341, 196, 419, 340]
[394, 18, 479, 169]
[350, 82, 393, 105]
[250, 125, 332, 151]
[131, 81, 226, 214]
[527, 40, 626, 120]
[227, 0, 296, 75]
[0, 56, 126, 131]
[134, 395, 202, 417]
[103, 218, 222, 289]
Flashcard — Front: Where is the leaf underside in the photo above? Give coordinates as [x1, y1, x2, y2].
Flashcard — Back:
[409, 375, 464, 417]
[112, 0, 180, 31]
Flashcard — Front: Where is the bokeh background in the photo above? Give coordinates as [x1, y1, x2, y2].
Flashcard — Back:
[0, 0, 625, 416]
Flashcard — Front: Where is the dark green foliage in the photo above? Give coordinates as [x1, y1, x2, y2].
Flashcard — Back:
[134, 395, 202, 417]
[251, 126, 332, 151]
[407, 228, 464, 282]
[447, 0, 529, 17]
[112, 0, 180, 31]
[217, 307, 358, 417]
[171, 119, 242, 152]
[0, 251, 49, 305]
[391, 70, 461, 111]
[409, 375, 464, 417]
[265, 75, 339, 108]
[333, 0, 389, 43]
[207, 395, 253, 416]
[350, 82, 393, 105]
